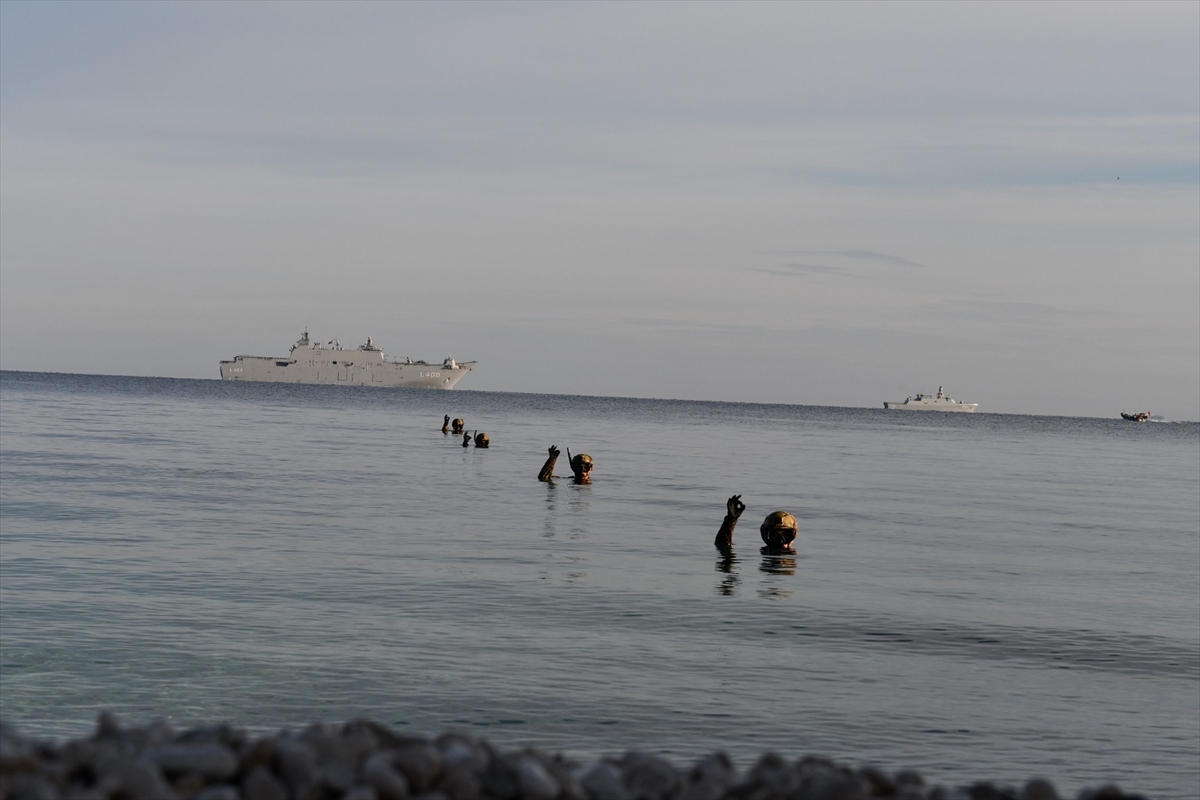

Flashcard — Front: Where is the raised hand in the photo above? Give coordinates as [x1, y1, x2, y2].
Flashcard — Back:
[538, 444, 561, 482]
[726, 494, 745, 519]
[716, 494, 743, 549]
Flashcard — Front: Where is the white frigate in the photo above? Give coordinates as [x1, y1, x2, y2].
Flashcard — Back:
[220, 330, 475, 389]
[884, 386, 978, 412]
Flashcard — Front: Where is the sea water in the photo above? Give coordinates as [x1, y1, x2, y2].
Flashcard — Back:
[0, 371, 1196, 797]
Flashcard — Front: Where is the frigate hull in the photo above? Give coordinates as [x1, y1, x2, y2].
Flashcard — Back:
[883, 386, 977, 412]
[220, 331, 475, 390]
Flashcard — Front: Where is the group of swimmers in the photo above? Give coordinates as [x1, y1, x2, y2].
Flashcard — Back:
[442, 414, 798, 555]
[443, 415, 489, 448]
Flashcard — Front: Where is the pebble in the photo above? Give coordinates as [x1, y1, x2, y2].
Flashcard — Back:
[149, 743, 240, 780]
[518, 756, 561, 800]
[0, 716, 1151, 800]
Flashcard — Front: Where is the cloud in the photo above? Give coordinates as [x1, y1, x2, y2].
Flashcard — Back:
[764, 250, 925, 268]
[745, 262, 848, 278]
[619, 317, 780, 335]
[828, 250, 925, 268]
[919, 298, 1100, 325]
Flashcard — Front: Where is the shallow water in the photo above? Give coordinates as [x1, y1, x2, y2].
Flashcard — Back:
[1, 371, 1197, 796]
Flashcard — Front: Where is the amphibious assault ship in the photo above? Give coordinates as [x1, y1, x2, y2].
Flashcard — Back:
[884, 386, 977, 412]
[220, 330, 475, 389]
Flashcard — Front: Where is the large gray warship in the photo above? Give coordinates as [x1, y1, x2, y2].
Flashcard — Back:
[219, 330, 476, 389]
[884, 386, 977, 412]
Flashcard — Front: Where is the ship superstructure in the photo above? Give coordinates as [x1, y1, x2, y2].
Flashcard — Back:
[884, 386, 978, 412]
[220, 330, 475, 389]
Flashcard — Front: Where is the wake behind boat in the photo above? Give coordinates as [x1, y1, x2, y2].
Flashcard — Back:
[884, 386, 978, 412]
[219, 330, 476, 389]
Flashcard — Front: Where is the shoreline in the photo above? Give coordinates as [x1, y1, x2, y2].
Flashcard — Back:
[0, 715, 1146, 800]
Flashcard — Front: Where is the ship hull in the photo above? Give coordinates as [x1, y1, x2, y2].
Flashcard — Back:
[883, 400, 977, 412]
[219, 356, 475, 389]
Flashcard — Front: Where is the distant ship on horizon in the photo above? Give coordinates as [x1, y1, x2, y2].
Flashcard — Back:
[884, 386, 978, 412]
[219, 330, 475, 389]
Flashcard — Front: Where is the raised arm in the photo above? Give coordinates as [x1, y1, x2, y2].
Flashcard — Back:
[538, 445, 560, 481]
[715, 494, 745, 549]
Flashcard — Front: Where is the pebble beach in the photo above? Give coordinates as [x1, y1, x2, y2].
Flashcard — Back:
[0, 715, 1148, 800]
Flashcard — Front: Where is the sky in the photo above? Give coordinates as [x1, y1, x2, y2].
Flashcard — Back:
[1, 1, 1197, 419]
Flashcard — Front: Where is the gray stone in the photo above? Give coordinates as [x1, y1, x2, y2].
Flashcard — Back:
[93, 712, 122, 741]
[8, 774, 62, 800]
[141, 720, 179, 748]
[242, 764, 288, 800]
[394, 744, 443, 792]
[542, 755, 586, 800]
[364, 752, 412, 800]
[149, 743, 239, 780]
[438, 760, 482, 800]
[677, 753, 736, 800]
[61, 783, 107, 800]
[349, 721, 428, 753]
[441, 739, 488, 774]
[675, 779, 724, 800]
[579, 761, 629, 800]
[239, 737, 277, 775]
[928, 789, 970, 800]
[170, 772, 210, 798]
[325, 761, 359, 794]
[412, 792, 452, 800]
[856, 765, 895, 796]
[0, 718, 1156, 800]
[620, 752, 679, 800]
[804, 775, 869, 800]
[1022, 779, 1058, 800]
[318, 722, 380, 766]
[737, 751, 799, 800]
[94, 756, 180, 800]
[0, 733, 41, 775]
[276, 739, 323, 800]
[1077, 787, 1132, 800]
[518, 756, 560, 800]
[960, 782, 1019, 800]
[195, 785, 242, 800]
[479, 758, 522, 800]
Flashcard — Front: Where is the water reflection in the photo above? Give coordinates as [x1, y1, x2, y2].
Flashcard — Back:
[541, 479, 591, 541]
[539, 483, 590, 583]
[715, 545, 799, 596]
[714, 546, 740, 596]
[542, 483, 557, 538]
[759, 548, 797, 576]
[756, 548, 797, 598]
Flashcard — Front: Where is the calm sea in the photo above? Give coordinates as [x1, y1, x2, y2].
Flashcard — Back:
[1, 371, 1197, 797]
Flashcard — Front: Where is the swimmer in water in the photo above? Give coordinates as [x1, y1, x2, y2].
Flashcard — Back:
[538, 445, 594, 484]
[714, 495, 798, 553]
[452, 418, 465, 434]
[474, 431, 490, 448]
[759, 510, 799, 553]
[442, 415, 451, 433]
[462, 431, 471, 448]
